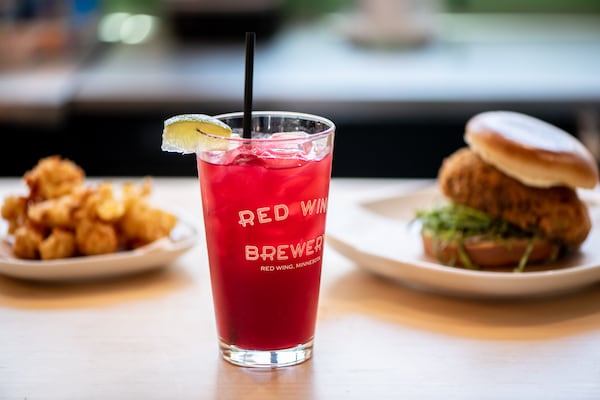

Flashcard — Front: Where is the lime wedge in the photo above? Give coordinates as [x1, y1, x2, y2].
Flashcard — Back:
[162, 114, 232, 154]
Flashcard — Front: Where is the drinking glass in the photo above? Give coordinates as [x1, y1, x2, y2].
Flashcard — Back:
[196, 111, 335, 368]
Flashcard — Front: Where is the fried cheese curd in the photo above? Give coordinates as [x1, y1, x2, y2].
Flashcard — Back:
[438, 148, 591, 248]
[1, 156, 178, 260]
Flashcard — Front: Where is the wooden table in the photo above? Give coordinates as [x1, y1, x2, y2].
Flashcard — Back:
[1, 177, 600, 399]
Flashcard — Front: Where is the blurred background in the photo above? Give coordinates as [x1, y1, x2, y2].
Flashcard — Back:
[1, 0, 599, 178]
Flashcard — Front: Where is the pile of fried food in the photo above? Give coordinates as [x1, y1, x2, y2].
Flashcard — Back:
[1, 156, 178, 260]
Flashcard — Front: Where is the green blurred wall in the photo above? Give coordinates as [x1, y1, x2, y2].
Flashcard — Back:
[445, 0, 600, 13]
[283, 0, 600, 16]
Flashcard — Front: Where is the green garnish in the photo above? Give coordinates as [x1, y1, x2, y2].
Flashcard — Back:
[416, 203, 530, 239]
[415, 203, 540, 272]
[514, 238, 536, 273]
[456, 241, 476, 270]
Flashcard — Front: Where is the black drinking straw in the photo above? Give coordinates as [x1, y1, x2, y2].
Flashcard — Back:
[243, 32, 255, 139]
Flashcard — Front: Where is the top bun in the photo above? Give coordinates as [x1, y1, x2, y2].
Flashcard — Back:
[464, 111, 599, 189]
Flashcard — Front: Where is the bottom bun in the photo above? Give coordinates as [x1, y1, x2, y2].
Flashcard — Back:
[421, 232, 559, 269]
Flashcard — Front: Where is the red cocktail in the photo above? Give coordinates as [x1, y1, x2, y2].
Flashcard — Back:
[197, 112, 335, 368]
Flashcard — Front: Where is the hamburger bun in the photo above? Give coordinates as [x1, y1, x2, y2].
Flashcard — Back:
[464, 111, 599, 189]
[421, 231, 559, 269]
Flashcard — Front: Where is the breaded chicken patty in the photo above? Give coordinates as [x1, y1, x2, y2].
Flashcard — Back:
[438, 147, 591, 248]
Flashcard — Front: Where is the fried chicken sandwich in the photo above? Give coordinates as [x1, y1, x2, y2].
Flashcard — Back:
[416, 111, 599, 271]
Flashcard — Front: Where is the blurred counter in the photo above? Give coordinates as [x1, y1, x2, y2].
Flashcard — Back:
[1, 13, 600, 177]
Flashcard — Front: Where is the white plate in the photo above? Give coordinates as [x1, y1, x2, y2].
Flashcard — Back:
[0, 210, 199, 282]
[326, 185, 600, 298]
